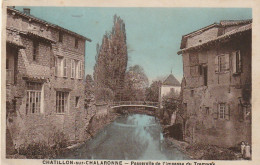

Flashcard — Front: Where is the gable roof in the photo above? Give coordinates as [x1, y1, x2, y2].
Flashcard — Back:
[179, 19, 252, 50]
[177, 23, 252, 55]
[7, 7, 91, 42]
[162, 74, 181, 86]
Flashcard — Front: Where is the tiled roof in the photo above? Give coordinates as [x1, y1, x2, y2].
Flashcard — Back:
[220, 19, 252, 26]
[179, 19, 252, 50]
[178, 23, 252, 55]
[162, 74, 181, 86]
[7, 7, 91, 42]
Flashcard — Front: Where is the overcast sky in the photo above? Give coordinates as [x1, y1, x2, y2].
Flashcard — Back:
[16, 7, 252, 83]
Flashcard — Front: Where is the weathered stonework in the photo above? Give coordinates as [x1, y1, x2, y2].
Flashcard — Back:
[178, 20, 252, 147]
[6, 7, 91, 153]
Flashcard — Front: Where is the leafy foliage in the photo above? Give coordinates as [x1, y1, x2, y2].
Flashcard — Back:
[94, 15, 128, 101]
[95, 87, 114, 103]
[122, 65, 149, 101]
[85, 74, 95, 109]
[145, 80, 161, 102]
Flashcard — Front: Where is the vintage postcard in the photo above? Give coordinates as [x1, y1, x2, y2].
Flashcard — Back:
[1, 0, 260, 165]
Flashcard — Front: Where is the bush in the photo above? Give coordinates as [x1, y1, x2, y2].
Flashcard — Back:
[18, 131, 68, 159]
[95, 87, 114, 103]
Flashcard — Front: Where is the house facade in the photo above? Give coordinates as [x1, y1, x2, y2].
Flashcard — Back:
[178, 20, 252, 147]
[159, 74, 181, 108]
[6, 7, 91, 153]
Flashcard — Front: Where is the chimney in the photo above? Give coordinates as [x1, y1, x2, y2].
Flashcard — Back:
[23, 8, 30, 15]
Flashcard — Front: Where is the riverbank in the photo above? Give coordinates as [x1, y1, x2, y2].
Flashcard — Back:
[6, 111, 121, 159]
[160, 121, 244, 160]
[85, 112, 121, 140]
[165, 136, 244, 160]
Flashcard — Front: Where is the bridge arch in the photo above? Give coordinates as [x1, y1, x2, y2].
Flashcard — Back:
[111, 101, 159, 110]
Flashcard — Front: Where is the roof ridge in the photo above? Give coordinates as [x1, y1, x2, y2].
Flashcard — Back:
[7, 7, 91, 42]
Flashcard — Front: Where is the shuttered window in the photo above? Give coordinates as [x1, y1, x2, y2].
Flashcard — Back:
[219, 103, 225, 119]
[26, 82, 43, 114]
[56, 91, 69, 114]
[71, 59, 75, 78]
[55, 56, 67, 78]
[54, 56, 58, 76]
[215, 54, 230, 73]
[232, 50, 242, 74]
[63, 58, 67, 77]
[79, 61, 83, 79]
[213, 103, 230, 120]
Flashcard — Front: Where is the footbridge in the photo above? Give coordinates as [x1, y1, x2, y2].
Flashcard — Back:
[111, 101, 159, 109]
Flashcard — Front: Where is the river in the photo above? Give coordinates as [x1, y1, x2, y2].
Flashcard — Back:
[60, 114, 189, 160]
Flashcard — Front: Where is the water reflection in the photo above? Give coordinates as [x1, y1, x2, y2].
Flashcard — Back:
[60, 114, 189, 160]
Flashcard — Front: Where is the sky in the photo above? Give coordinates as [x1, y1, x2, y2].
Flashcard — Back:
[16, 7, 252, 83]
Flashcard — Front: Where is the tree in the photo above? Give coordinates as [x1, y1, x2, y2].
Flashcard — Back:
[145, 80, 161, 102]
[161, 90, 179, 124]
[85, 74, 94, 109]
[122, 65, 149, 101]
[176, 77, 189, 140]
[94, 15, 128, 101]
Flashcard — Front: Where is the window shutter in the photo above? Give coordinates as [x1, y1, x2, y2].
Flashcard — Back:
[63, 58, 67, 77]
[225, 54, 230, 71]
[215, 56, 219, 73]
[232, 51, 237, 74]
[213, 103, 218, 119]
[71, 59, 75, 78]
[81, 61, 84, 79]
[237, 50, 242, 73]
[199, 65, 203, 75]
[238, 104, 244, 121]
[54, 56, 58, 76]
[225, 104, 230, 120]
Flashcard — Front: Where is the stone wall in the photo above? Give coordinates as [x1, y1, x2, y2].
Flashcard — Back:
[6, 8, 88, 153]
[182, 33, 251, 147]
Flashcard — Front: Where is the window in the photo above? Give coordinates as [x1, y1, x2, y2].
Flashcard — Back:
[215, 54, 230, 73]
[170, 88, 175, 93]
[232, 50, 242, 74]
[190, 90, 194, 97]
[214, 103, 230, 120]
[205, 107, 210, 115]
[55, 56, 58, 76]
[75, 60, 83, 79]
[219, 103, 225, 119]
[55, 56, 67, 77]
[33, 41, 39, 61]
[203, 66, 208, 86]
[189, 53, 199, 66]
[75, 96, 80, 107]
[190, 66, 199, 77]
[63, 58, 67, 77]
[71, 59, 75, 78]
[75, 38, 78, 48]
[198, 65, 203, 75]
[56, 91, 69, 114]
[26, 82, 43, 114]
[239, 104, 251, 121]
[59, 32, 63, 42]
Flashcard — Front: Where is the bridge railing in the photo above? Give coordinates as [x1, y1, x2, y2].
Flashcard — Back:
[112, 101, 159, 107]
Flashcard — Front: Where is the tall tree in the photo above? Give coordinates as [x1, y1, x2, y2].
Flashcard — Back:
[94, 15, 128, 101]
[122, 65, 149, 101]
[145, 80, 162, 102]
[85, 74, 94, 109]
